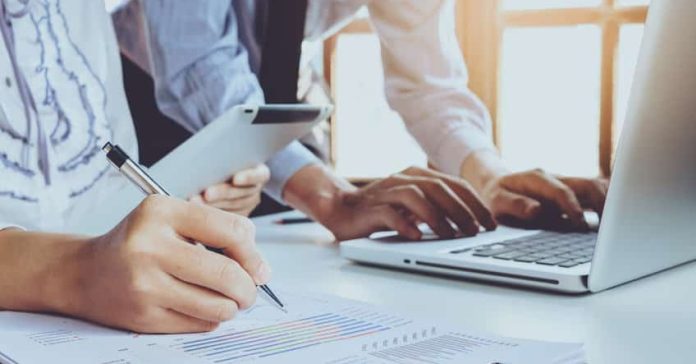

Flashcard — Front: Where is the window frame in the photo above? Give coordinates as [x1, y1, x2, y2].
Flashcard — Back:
[457, 0, 648, 177]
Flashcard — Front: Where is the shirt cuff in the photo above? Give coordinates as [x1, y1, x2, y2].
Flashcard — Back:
[264, 141, 321, 203]
[430, 124, 497, 177]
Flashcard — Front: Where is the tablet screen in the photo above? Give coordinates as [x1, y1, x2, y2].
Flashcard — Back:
[251, 107, 322, 125]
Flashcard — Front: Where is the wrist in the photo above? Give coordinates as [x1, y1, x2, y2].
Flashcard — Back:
[41, 236, 94, 316]
[283, 164, 357, 226]
[460, 150, 510, 193]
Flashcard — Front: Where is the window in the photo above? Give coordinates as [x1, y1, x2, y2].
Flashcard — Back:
[326, 0, 649, 179]
[325, 10, 427, 180]
[459, 0, 649, 176]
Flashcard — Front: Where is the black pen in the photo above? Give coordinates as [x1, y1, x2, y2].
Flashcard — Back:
[102, 142, 285, 311]
[274, 217, 313, 225]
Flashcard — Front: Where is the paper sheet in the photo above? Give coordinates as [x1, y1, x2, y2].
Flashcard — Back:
[0, 290, 583, 364]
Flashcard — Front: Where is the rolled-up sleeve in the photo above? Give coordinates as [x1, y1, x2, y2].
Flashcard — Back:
[265, 142, 321, 201]
[114, 1, 318, 202]
[367, 0, 497, 176]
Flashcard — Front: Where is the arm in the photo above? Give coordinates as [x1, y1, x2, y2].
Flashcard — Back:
[0, 229, 86, 314]
[0, 197, 268, 334]
[367, 0, 497, 177]
[122, 2, 325, 212]
[283, 164, 496, 241]
[138, 0, 263, 132]
[368, 0, 607, 229]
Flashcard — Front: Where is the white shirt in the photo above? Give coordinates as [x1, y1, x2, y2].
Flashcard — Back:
[0, 0, 136, 232]
[306, 0, 497, 176]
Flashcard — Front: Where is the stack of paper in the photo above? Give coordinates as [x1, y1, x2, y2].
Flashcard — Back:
[0, 290, 584, 364]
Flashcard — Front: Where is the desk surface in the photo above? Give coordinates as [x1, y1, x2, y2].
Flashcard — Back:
[254, 212, 696, 364]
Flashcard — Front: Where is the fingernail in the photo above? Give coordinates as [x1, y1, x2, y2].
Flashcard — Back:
[255, 261, 272, 284]
[234, 174, 249, 185]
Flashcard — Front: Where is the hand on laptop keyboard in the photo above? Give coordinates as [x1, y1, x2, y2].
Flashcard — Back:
[474, 169, 608, 232]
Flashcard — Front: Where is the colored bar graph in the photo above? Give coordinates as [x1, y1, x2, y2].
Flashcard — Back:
[171, 311, 395, 363]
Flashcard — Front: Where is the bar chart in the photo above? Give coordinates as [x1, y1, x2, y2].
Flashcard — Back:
[367, 332, 500, 362]
[28, 329, 85, 346]
[169, 307, 406, 363]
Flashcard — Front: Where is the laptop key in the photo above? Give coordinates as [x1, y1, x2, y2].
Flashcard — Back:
[559, 261, 580, 268]
[536, 257, 570, 266]
[450, 247, 472, 254]
[493, 251, 527, 260]
[531, 252, 556, 259]
[513, 255, 542, 263]
[473, 248, 514, 257]
[472, 251, 495, 257]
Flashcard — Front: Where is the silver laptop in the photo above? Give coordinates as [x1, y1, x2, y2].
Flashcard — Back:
[340, 0, 696, 294]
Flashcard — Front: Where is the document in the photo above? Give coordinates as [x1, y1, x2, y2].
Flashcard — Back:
[0, 290, 584, 363]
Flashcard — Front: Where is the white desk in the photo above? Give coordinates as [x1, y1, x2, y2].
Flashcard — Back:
[255, 212, 696, 364]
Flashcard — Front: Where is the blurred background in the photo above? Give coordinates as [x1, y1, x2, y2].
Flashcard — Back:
[325, 0, 650, 180]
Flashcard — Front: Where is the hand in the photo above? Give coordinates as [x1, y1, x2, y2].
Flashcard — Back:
[481, 169, 609, 230]
[71, 195, 270, 334]
[287, 165, 497, 241]
[192, 164, 270, 216]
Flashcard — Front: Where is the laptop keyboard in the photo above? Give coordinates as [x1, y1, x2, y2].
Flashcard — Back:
[451, 231, 597, 268]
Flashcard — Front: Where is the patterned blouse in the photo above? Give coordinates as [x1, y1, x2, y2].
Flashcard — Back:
[0, 0, 137, 232]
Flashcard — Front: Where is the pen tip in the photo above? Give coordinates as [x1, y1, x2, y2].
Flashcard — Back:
[102, 142, 113, 153]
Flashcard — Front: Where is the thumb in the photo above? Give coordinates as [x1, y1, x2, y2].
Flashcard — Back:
[492, 190, 542, 220]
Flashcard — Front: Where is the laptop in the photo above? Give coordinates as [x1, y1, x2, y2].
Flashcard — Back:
[340, 0, 696, 293]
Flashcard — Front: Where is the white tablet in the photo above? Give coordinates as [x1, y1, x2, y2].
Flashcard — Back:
[150, 104, 332, 198]
[76, 104, 332, 235]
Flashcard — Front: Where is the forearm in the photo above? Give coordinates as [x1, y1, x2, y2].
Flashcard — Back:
[460, 150, 510, 193]
[282, 164, 357, 225]
[0, 230, 89, 314]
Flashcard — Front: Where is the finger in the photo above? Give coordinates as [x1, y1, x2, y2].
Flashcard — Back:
[154, 197, 270, 285]
[163, 241, 258, 308]
[402, 167, 497, 230]
[560, 177, 608, 217]
[233, 164, 271, 187]
[189, 194, 205, 205]
[371, 185, 456, 238]
[138, 308, 219, 334]
[491, 189, 542, 220]
[502, 170, 587, 228]
[375, 175, 480, 236]
[203, 183, 262, 202]
[375, 206, 422, 240]
[162, 277, 242, 323]
[412, 177, 480, 236]
[206, 193, 261, 213]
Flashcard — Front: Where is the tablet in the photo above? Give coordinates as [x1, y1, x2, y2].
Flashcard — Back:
[150, 104, 332, 198]
[76, 104, 332, 235]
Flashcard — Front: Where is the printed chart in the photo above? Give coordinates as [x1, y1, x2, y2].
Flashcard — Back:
[163, 302, 410, 363]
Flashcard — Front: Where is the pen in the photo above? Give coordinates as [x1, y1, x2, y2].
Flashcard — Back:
[274, 217, 313, 225]
[102, 142, 285, 311]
